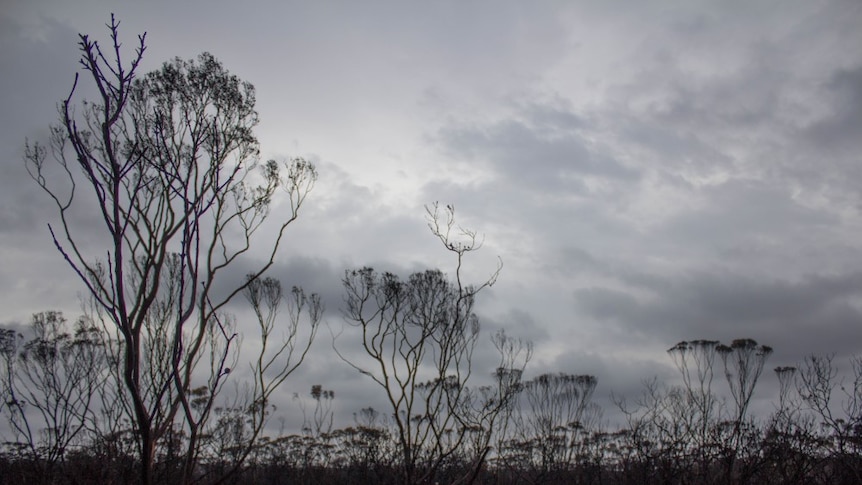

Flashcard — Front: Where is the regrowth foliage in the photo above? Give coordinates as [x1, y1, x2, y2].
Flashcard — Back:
[20, 15, 318, 485]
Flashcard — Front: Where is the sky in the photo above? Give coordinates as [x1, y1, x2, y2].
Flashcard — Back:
[2, 0, 862, 430]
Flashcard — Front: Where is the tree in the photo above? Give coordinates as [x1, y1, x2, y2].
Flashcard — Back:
[614, 378, 693, 484]
[717, 339, 773, 433]
[0, 311, 103, 477]
[506, 372, 598, 481]
[461, 329, 532, 477]
[24, 16, 318, 485]
[762, 366, 820, 485]
[797, 354, 862, 483]
[302, 384, 336, 438]
[334, 203, 522, 484]
[667, 340, 722, 450]
[716, 339, 773, 481]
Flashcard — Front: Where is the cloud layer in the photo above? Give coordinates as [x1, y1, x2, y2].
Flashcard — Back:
[2, 0, 862, 429]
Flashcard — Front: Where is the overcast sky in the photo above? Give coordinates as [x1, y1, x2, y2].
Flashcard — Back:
[2, 0, 862, 430]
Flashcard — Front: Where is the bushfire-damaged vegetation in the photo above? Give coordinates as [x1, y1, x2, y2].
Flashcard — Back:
[4, 16, 862, 485]
[4, 321, 862, 484]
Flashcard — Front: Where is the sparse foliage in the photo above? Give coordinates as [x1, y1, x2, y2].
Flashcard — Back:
[334, 203, 523, 484]
[22, 16, 317, 485]
[0, 311, 103, 480]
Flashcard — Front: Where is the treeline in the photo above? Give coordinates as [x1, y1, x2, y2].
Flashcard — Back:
[2, 317, 862, 484]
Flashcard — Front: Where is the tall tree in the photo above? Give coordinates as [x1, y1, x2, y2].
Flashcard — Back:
[717, 339, 773, 481]
[334, 203, 524, 484]
[24, 16, 318, 485]
[718, 339, 773, 433]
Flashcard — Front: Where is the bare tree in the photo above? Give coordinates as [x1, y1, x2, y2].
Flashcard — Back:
[797, 354, 862, 483]
[506, 372, 598, 482]
[303, 384, 336, 438]
[713, 339, 772, 480]
[717, 339, 773, 432]
[760, 366, 821, 485]
[667, 340, 723, 449]
[451, 330, 531, 485]
[334, 203, 506, 484]
[0, 312, 104, 479]
[23, 16, 317, 485]
[465, 332, 531, 451]
[614, 378, 692, 484]
[243, 278, 322, 436]
[609, 342, 749, 484]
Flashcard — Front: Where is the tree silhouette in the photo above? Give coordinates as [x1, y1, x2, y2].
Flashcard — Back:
[334, 203, 523, 484]
[23, 16, 317, 485]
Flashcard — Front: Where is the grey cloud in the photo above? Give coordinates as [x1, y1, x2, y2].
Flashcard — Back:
[575, 270, 862, 361]
[481, 307, 551, 344]
[0, 16, 79, 234]
[617, 117, 733, 175]
[595, 4, 858, 186]
[554, 246, 601, 274]
[4, 0, 862, 431]
[806, 65, 862, 154]
[435, 114, 639, 189]
[550, 245, 671, 294]
[574, 287, 640, 324]
[657, 179, 835, 248]
[0, 14, 111, 322]
[420, 101, 646, 276]
[517, 97, 587, 133]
